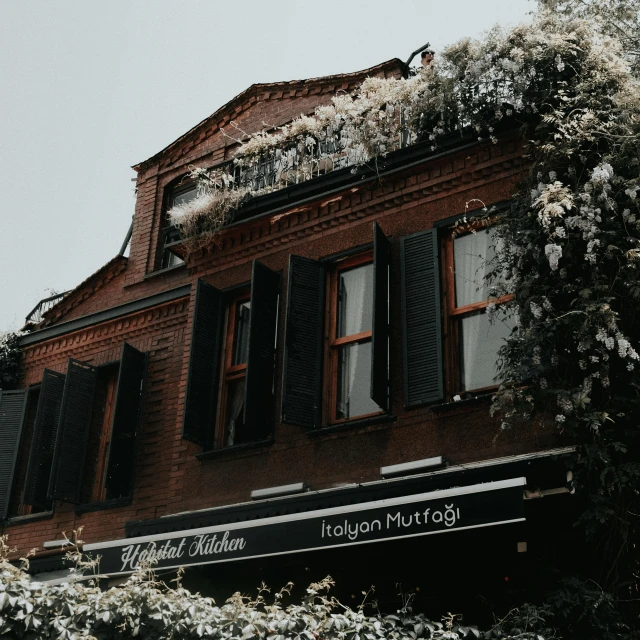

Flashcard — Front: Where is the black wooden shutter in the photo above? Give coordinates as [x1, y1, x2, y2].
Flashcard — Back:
[0, 390, 28, 519]
[281, 255, 325, 428]
[401, 228, 444, 406]
[48, 359, 98, 504]
[104, 343, 147, 499]
[243, 261, 280, 441]
[371, 221, 391, 410]
[182, 279, 224, 447]
[23, 369, 65, 508]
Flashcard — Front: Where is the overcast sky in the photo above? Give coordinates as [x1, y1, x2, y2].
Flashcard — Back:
[0, 0, 533, 333]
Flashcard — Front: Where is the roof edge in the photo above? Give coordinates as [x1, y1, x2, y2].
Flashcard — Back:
[132, 58, 404, 173]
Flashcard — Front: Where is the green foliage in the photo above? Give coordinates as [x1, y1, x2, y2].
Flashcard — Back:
[0, 332, 21, 389]
[0, 540, 549, 640]
[409, 9, 640, 634]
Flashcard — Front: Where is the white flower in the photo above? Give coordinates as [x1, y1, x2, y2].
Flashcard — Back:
[530, 302, 543, 319]
[545, 243, 562, 271]
[590, 163, 614, 184]
[453, 395, 462, 402]
[557, 397, 573, 414]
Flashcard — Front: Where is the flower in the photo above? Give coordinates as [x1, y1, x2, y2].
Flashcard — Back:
[545, 243, 563, 271]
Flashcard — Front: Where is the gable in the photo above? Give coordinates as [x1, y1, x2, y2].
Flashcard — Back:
[133, 59, 405, 174]
[36, 256, 128, 328]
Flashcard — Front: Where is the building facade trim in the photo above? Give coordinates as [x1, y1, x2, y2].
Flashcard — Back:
[86, 477, 526, 576]
[20, 285, 192, 347]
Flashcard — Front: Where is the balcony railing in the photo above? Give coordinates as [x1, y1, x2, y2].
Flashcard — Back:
[25, 291, 69, 325]
[226, 108, 415, 195]
[162, 108, 419, 255]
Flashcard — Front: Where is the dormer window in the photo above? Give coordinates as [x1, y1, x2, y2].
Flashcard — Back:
[160, 181, 197, 269]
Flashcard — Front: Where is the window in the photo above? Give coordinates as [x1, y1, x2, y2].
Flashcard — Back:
[281, 222, 390, 428]
[0, 387, 45, 519]
[82, 364, 119, 504]
[182, 261, 280, 450]
[160, 181, 197, 269]
[324, 253, 382, 422]
[0, 342, 147, 514]
[443, 226, 515, 394]
[219, 292, 251, 447]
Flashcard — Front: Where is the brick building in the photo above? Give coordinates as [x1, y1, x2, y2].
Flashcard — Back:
[0, 58, 575, 622]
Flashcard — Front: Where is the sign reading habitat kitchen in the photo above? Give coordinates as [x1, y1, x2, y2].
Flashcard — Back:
[86, 478, 525, 575]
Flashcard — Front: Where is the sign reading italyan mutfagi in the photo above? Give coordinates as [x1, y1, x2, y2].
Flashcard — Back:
[85, 478, 526, 576]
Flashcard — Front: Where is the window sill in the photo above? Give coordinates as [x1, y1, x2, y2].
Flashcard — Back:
[144, 262, 186, 280]
[308, 413, 397, 438]
[5, 510, 54, 526]
[431, 392, 494, 413]
[74, 496, 132, 515]
[197, 438, 274, 460]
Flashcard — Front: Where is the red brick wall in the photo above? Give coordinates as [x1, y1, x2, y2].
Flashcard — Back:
[2, 131, 562, 557]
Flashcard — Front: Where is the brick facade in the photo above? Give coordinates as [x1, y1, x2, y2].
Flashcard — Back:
[1, 59, 570, 610]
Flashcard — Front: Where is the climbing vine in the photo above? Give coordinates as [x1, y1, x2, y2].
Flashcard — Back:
[167, 10, 640, 635]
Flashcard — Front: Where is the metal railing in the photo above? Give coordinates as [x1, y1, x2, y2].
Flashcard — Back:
[25, 291, 69, 325]
[226, 107, 415, 195]
[164, 108, 417, 247]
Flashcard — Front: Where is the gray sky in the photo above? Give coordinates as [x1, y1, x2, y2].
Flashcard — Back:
[0, 0, 533, 332]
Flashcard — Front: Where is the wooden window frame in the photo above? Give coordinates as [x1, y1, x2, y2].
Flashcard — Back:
[323, 251, 383, 425]
[215, 288, 251, 448]
[90, 365, 119, 503]
[442, 225, 514, 398]
[158, 179, 196, 270]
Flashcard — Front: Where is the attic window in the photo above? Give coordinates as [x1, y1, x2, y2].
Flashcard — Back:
[160, 182, 197, 269]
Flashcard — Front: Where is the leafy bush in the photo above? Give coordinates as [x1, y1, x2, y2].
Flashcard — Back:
[0, 331, 21, 389]
[0, 537, 551, 640]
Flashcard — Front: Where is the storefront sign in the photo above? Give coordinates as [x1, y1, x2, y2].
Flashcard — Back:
[85, 478, 526, 576]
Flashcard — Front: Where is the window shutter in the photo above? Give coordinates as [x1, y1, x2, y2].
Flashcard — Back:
[0, 390, 28, 519]
[401, 229, 444, 406]
[371, 221, 391, 410]
[104, 343, 147, 499]
[243, 261, 280, 441]
[182, 279, 224, 447]
[23, 369, 65, 508]
[281, 255, 325, 428]
[48, 359, 98, 504]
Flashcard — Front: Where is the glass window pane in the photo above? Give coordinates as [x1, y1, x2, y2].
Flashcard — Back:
[337, 263, 374, 338]
[454, 229, 497, 307]
[460, 308, 516, 391]
[232, 301, 251, 365]
[171, 184, 198, 207]
[336, 341, 380, 419]
[162, 250, 184, 269]
[224, 378, 245, 446]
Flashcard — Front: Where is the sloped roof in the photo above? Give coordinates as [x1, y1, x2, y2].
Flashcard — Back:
[37, 255, 128, 328]
[133, 58, 404, 172]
